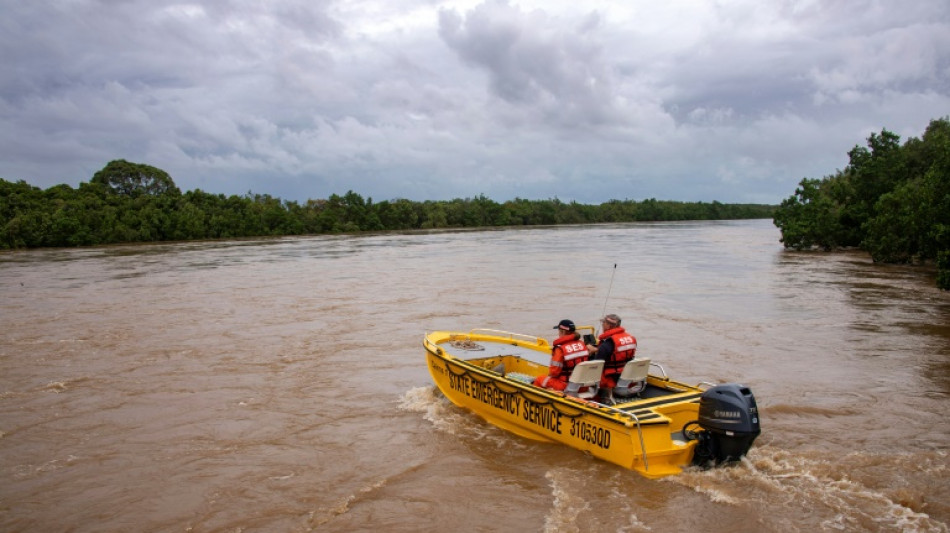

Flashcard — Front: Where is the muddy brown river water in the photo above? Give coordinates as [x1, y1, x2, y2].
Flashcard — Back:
[1, 220, 948, 532]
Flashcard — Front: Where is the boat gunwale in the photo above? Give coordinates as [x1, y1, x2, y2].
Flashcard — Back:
[424, 330, 705, 427]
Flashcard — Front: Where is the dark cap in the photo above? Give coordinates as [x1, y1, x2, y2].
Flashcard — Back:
[601, 314, 621, 326]
[553, 319, 576, 332]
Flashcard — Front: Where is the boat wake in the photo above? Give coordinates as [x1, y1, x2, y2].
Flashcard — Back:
[539, 467, 654, 533]
[399, 386, 532, 451]
[307, 478, 389, 529]
[670, 445, 948, 532]
[543, 468, 593, 533]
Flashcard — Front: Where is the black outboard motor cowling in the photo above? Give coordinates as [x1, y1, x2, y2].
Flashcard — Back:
[692, 383, 760, 466]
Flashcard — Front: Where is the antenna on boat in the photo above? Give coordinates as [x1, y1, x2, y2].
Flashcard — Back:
[601, 263, 617, 318]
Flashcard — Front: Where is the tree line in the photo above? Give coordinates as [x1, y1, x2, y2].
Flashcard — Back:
[0, 159, 774, 250]
[773, 117, 950, 290]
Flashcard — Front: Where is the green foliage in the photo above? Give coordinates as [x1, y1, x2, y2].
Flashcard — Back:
[91, 159, 181, 198]
[773, 117, 950, 289]
[938, 250, 950, 290]
[773, 178, 840, 250]
[2, 160, 776, 252]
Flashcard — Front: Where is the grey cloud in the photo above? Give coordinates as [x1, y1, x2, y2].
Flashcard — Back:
[661, 1, 950, 123]
[0, 1, 348, 181]
[1, 0, 949, 205]
[438, 2, 619, 127]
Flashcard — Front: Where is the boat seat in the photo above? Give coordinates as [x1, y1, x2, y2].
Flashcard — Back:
[565, 360, 604, 400]
[613, 358, 651, 399]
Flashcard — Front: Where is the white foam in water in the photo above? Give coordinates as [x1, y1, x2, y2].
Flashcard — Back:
[543, 468, 592, 533]
[671, 445, 947, 532]
[400, 386, 532, 450]
[398, 386, 439, 413]
[400, 386, 472, 437]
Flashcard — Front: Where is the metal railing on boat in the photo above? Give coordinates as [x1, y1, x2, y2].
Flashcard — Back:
[648, 360, 669, 381]
[596, 402, 649, 472]
[467, 329, 547, 345]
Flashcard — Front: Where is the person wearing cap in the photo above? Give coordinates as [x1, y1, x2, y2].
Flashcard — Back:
[588, 313, 637, 389]
[532, 319, 590, 391]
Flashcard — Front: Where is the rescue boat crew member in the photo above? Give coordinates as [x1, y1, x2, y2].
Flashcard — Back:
[533, 319, 589, 391]
[588, 313, 637, 389]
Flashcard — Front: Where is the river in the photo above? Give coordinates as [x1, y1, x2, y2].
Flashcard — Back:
[1, 219, 947, 532]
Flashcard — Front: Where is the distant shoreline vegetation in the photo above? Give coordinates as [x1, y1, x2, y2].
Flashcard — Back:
[0, 159, 774, 251]
[772, 117, 950, 290]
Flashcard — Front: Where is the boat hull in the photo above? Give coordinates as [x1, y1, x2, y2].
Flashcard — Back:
[423, 329, 711, 479]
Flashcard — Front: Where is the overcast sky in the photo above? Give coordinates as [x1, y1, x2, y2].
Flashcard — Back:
[2, 0, 948, 204]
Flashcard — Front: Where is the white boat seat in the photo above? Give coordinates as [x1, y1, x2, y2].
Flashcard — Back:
[613, 358, 651, 398]
[565, 360, 603, 400]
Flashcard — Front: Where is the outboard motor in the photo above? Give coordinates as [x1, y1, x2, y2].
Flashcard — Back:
[688, 383, 760, 467]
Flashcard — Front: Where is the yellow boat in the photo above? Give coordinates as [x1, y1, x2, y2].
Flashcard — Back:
[423, 328, 760, 479]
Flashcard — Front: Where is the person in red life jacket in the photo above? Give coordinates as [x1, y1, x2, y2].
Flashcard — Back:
[587, 313, 637, 389]
[533, 319, 590, 391]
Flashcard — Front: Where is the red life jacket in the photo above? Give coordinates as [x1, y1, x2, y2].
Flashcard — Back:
[598, 327, 637, 374]
[553, 334, 589, 377]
